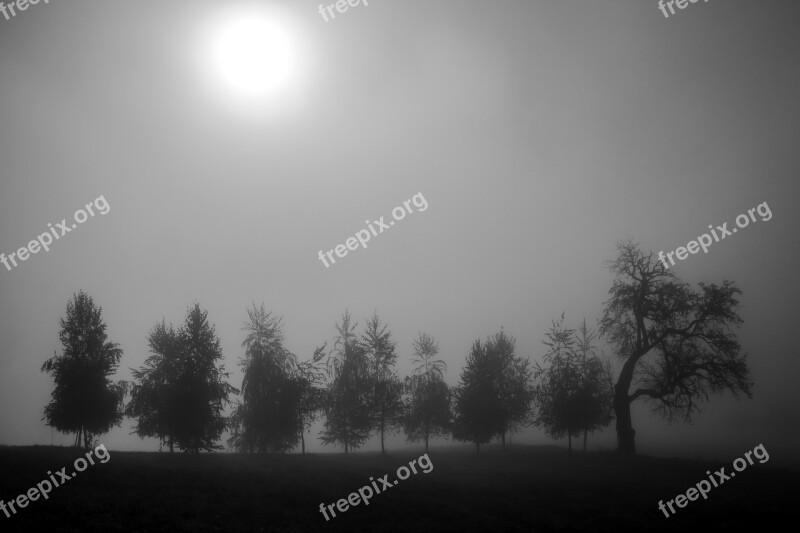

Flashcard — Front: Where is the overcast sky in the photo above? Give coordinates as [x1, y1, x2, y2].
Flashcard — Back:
[1, 0, 798, 466]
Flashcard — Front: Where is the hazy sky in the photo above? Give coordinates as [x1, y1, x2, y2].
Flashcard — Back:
[1, 0, 798, 466]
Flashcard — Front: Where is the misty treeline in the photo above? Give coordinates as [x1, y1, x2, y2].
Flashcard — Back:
[40, 241, 753, 455]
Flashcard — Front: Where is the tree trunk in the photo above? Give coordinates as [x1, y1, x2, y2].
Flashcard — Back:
[583, 429, 587, 452]
[169, 435, 174, 453]
[380, 418, 386, 457]
[299, 414, 306, 455]
[614, 357, 638, 455]
[344, 441, 349, 454]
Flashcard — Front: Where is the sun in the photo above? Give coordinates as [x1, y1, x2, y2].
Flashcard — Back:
[206, 5, 298, 101]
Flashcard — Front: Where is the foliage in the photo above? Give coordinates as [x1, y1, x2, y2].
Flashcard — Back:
[600, 240, 752, 454]
[292, 344, 327, 454]
[533, 315, 613, 449]
[403, 332, 451, 452]
[319, 311, 372, 453]
[127, 303, 237, 453]
[410, 333, 447, 379]
[41, 291, 126, 449]
[228, 303, 299, 453]
[453, 329, 533, 451]
[362, 312, 404, 455]
[125, 320, 183, 451]
[489, 329, 534, 445]
[452, 340, 499, 451]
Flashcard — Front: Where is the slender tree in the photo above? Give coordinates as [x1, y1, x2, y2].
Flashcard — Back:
[362, 312, 404, 456]
[486, 328, 533, 449]
[600, 240, 752, 454]
[404, 333, 450, 453]
[228, 304, 299, 453]
[175, 303, 238, 453]
[41, 291, 126, 449]
[573, 318, 614, 451]
[534, 316, 615, 452]
[320, 311, 372, 453]
[534, 315, 583, 451]
[126, 320, 183, 452]
[452, 340, 499, 454]
[292, 344, 327, 454]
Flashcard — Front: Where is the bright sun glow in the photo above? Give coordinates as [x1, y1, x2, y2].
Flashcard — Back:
[207, 6, 297, 101]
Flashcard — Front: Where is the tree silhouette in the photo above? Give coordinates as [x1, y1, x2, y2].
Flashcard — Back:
[41, 291, 126, 449]
[362, 312, 404, 456]
[573, 318, 614, 451]
[125, 320, 183, 452]
[452, 340, 500, 454]
[534, 315, 583, 451]
[410, 333, 447, 378]
[453, 330, 532, 453]
[487, 328, 533, 448]
[404, 333, 450, 453]
[127, 303, 237, 453]
[292, 344, 327, 454]
[228, 304, 298, 453]
[320, 311, 372, 453]
[534, 315, 613, 452]
[175, 303, 237, 453]
[600, 240, 752, 454]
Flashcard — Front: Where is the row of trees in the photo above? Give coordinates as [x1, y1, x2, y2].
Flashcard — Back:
[41, 241, 753, 455]
[38, 297, 572, 454]
[534, 316, 613, 451]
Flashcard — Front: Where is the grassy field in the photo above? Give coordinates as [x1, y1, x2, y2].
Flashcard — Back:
[0, 444, 796, 532]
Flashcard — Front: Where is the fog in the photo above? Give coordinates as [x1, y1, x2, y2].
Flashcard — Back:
[1, 0, 798, 469]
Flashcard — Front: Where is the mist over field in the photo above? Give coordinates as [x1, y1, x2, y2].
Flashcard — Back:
[1, 0, 799, 531]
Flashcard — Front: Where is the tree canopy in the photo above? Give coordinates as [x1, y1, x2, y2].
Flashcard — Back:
[125, 320, 183, 451]
[362, 312, 404, 456]
[452, 329, 532, 453]
[404, 333, 451, 453]
[452, 339, 499, 453]
[228, 303, 299, 453]
[41, 291, 126, 449]
[319, 311, 372, 453]
[293, 344, 327, 454]
[127, 303, 237, 453]
[600, 240, 752, 454]
[534, 315, 613, 451]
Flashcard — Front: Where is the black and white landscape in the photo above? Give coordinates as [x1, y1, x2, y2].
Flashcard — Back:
[1, 1, 799, 531]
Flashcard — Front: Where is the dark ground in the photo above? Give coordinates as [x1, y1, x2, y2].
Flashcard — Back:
[0, 444, 796, 532]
